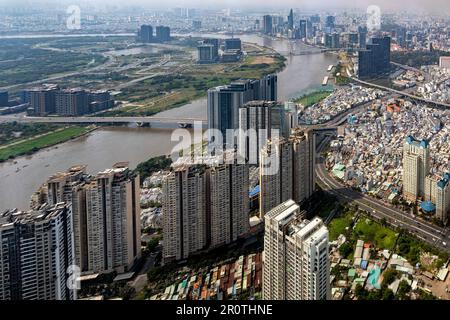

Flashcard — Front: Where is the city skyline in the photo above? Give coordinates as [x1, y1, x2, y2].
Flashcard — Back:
[2, 0, 450, 13]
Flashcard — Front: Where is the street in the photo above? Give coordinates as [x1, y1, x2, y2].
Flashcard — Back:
[315, 135, 450, 252]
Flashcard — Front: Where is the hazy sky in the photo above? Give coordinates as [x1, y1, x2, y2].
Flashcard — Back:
[3, 0, 450, 13]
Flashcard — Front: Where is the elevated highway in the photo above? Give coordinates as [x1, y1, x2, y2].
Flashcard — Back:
[352, 77, 450, 109]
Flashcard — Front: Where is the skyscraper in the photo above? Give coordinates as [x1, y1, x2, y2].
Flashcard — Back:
[162, 156, 250, 263]
[348, 33, 359, 46]
[358, 36, 391, 79]
[325, 15, 335, 32]
[424, 173, 450, 224]
[209, 159, 249, 248]
[139, 25, 153, 43]
[0, 203, 76, 300]
[162, 164, 209, 263]
[306, 20, 313, 38]
[310, 15, 320, 24]
[207, 75, 277, 148]
[259, 74, 278, 102]
[197, 38, 220, 64]
[33, 163, 141, 275]
[259, 138, 293, 218]
[263, 15, 273, 35]
[238, 101, 288, 164]
[259, 129, 316, 218]
[262, 200, 330, 300]
[202, 38, 220, 60]
[84, 163, 141, 274]
[436, 174, 450, 224]
[396, 27, 407, 48]
[358, 26, 367, 48]
[44, 165, 89, 271]
[299, 19, 307, 39]
[292, 129, 316, 204]
[238, 101, 273, 164]
[29, 84, 58, 116]
[87, 90, 115, 113]
[192, 20, 202, 30]
[287, 9, 294, 30]
[371, 37, 391, 71]
[403, 136, 430, 202]
[155, 26, 171, 42]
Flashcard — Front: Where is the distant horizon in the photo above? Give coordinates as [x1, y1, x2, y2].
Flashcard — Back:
[1, 0, 450, 14]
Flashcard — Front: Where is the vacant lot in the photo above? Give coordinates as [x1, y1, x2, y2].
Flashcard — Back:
[329, 212, 354, 241]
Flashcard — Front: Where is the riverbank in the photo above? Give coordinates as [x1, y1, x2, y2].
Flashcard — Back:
[0, 125, 95, 162]
[293, 90, 334, 107]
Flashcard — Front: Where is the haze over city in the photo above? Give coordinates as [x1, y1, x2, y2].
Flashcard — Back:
[1, 0, 450, 13]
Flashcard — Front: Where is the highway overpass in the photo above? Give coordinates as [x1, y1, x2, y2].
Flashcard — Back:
[352, 77, 450, 109]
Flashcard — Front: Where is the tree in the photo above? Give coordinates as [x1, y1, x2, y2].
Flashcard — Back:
[398, 243, 410, 256]
[354, 284, 367, 300]
[146, 236, 161, 253]
[382, 268, 399, 287]
[339, 242, 353, 258]
[413, 205, 418, 216]
[416, 289, 436, 300]
[382, 288, 395, 300]
[367, 289, 382, 300]
[118, 284, 136, 300]
[396, 280, 411, 300]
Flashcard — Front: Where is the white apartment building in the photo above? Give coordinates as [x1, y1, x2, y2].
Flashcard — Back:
[263, 200, 330, 300]
[402, 136, 430, 201]
[425, 173, 450, 224]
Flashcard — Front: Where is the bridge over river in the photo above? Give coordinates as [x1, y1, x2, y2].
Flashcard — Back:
[0, 115, 207, 129]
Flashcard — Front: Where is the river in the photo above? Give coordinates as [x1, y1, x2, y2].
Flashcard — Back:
[0, 34, 337, 211]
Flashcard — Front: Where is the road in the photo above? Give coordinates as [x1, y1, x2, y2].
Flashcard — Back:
[352, 77, 450, 108]
[130, 252, 157, 293]
[315, 135, 450, 252]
